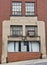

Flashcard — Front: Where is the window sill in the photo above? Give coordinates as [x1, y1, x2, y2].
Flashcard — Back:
[8, 35, 23, 38]
[10, 15, 37, 17]
[8, 35, 40, 38]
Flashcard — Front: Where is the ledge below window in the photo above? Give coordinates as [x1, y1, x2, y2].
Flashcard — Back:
[10, 15, 37, 17]
[8, 35, 40, 41]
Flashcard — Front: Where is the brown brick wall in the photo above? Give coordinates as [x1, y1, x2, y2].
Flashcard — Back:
[0, 0, 47, 63]
[37, 0, 47, 54]
[0, 0, 11, 62]
[8, 52, 41, 62]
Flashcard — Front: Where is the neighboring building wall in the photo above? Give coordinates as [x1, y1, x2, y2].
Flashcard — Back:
[1, 17, 46, 63]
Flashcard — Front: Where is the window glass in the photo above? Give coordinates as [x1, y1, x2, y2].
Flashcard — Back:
[12, 2, 22, 15]
[25, 3, 35, 15]
[15, 42, 19, 52]
[29, 42, 32, 52]
[32, 42, 39, 52]
[26, 26, 37, 36]
[21, 42, 27, 52]
[8, 41, 40, 52]
[10, 25, 22, 36]
[8, 42, 14, 52]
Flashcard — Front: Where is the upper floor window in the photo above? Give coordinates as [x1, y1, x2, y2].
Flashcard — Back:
[25, 3, 35, 15]
[26, 25, 37, 36]
[12, 2, 22, 15]
[10, 25, 22, 36]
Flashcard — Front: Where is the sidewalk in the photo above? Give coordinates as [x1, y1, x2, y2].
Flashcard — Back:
[0, 59, 47, 65]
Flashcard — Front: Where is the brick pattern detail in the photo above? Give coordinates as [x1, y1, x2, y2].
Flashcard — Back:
[8, 52, 41, 62]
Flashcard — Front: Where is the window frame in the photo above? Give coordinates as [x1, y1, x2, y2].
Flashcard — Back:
[8, 41, 14, 52]
[12, 2, 22, 16]
[8, 41, 40, 52]
[30, 41, 40, 52]
[10, 25, 23, 36]
[25, 25, 38, 37]
[11, 2, 36, 16]
[25, 2, 35, 16]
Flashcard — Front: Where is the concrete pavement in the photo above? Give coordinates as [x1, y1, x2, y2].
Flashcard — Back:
[0, 59, 47, 65]
[35, 62, 47, 65]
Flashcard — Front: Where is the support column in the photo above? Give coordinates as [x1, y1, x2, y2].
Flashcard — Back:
[37, 21, 47, 58]
[1, 40, 8, 63]
[23, 25, 25, 36]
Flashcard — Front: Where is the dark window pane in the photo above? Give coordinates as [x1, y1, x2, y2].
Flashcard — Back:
[27, 42, 29, 51]
[19, 42, 21, 51]
[10, 25, 22, 36]
[24, 42, 29, 52]
[24, 42, 28, 46]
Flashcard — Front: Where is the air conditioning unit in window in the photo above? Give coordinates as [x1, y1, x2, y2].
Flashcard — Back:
[27, 30, 35, 37]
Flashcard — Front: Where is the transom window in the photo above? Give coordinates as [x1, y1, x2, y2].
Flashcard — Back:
[10, 25, 22, 36]
[26, 25, 37, 36]
[25, 3, 35, 15]
[12, 2, 22, 15]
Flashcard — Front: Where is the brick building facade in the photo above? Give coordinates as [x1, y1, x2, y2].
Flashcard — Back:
[0, 0, 47, 63]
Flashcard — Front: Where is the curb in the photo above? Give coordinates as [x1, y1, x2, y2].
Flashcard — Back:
[0, 59, 47, 65]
